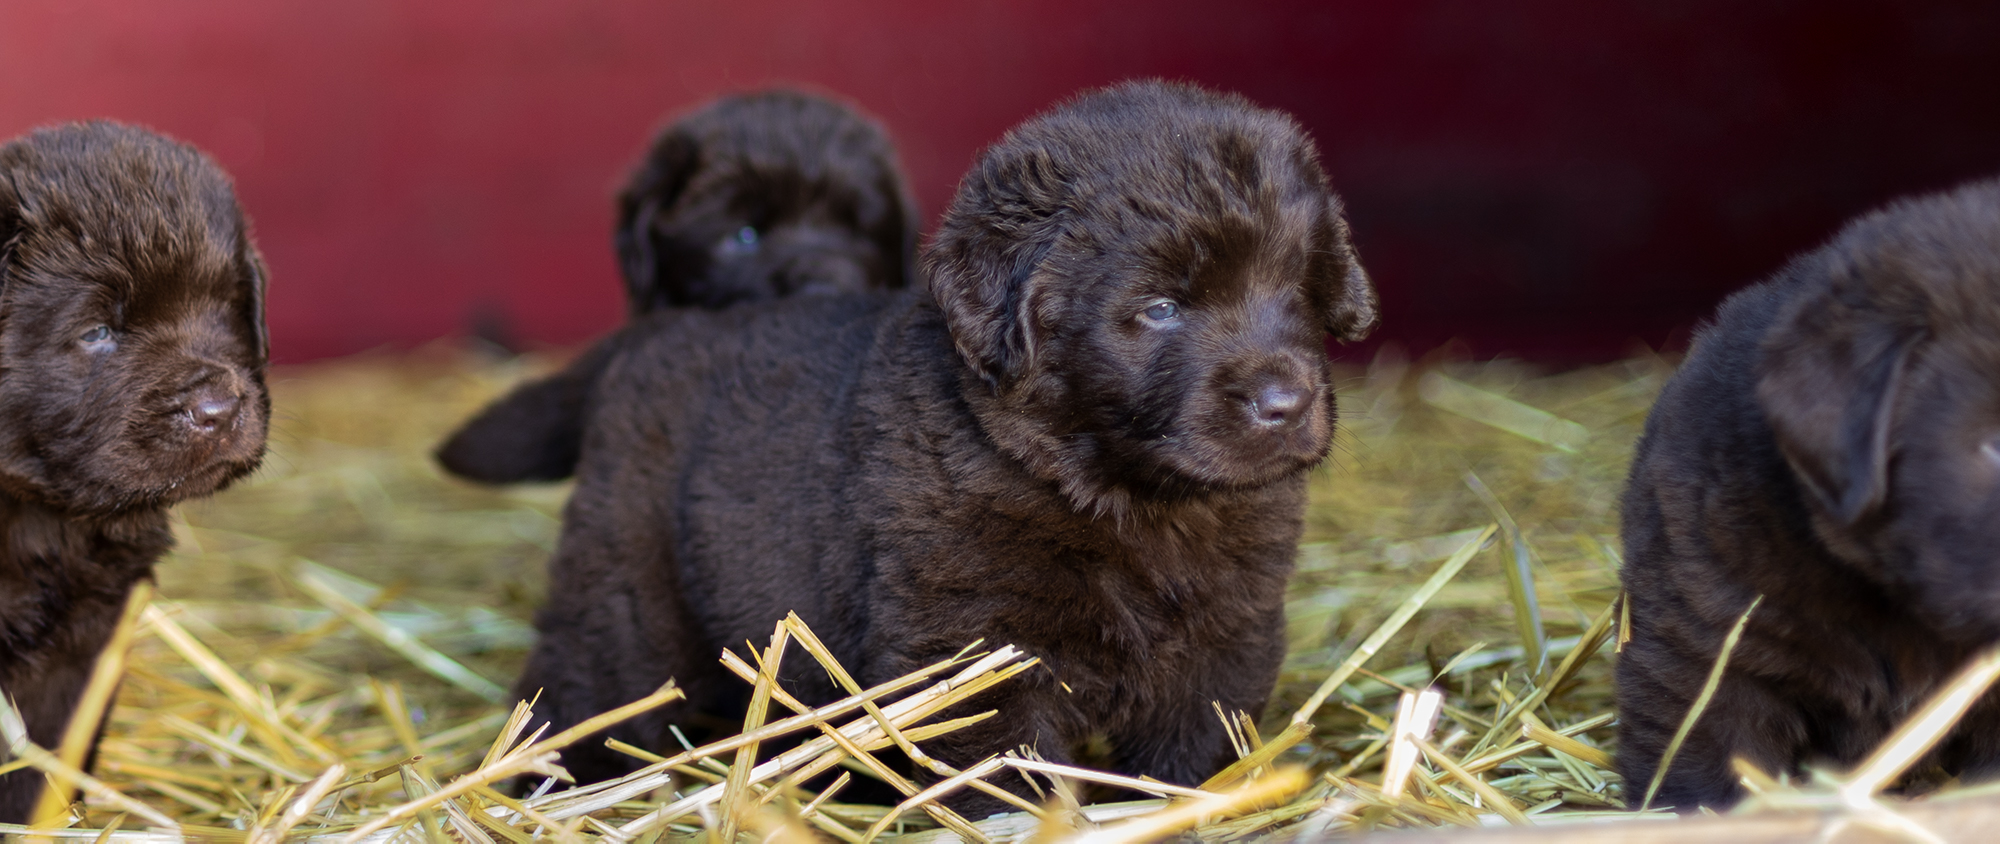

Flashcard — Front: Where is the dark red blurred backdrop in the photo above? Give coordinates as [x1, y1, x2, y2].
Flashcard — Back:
[3, 1, 1997, 364]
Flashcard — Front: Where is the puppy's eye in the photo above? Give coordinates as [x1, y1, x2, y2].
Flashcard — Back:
[79, 325, 115, 348]
[718, 226, 761, 256]
[1140, 300, 1182, 324]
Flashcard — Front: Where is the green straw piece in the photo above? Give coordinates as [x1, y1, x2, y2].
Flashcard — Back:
[1419, 372, 1590, 453]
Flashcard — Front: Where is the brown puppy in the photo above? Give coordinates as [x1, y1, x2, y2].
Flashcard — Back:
[1619, 178, 2000, 810]
[504, 80, 1376, 802]
[0, 122, 270, 822]
[435, 90, 917, 484]
[615, 90, 917, 313]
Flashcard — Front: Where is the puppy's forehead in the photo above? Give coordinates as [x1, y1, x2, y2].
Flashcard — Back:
[1834, 179, 2000, 336]
[1076, 130, 1316, 220]
[33, 201, 241, 310]
[687, 92, 894, 176]
[6, 123, 245, 301]
[1018, 84, 1322, 197]
[1075, 158, 1323, 301]
[1016, 85, 1328, 272]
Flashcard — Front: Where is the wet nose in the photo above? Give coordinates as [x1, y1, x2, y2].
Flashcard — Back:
[186, 391, 242, 433]
[1250, 382, 1307, 429]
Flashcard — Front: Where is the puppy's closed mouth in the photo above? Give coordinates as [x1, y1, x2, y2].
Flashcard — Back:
[1146, 379, 1335, 490]
[151, 425, 264, 498]
[1160, 436, 1330, 491]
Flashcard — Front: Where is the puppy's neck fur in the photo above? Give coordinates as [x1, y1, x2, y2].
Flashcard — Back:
[958, 367, 1212, 531]
[0, 490, 169, 658]
[0, 492, 172, 576]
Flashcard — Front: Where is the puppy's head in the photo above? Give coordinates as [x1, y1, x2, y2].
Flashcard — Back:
[1757, 178, 2000, 637]
[927, 80, 1376, 509]
[614, 90, 918, 314]
[0, 121, 270, 515]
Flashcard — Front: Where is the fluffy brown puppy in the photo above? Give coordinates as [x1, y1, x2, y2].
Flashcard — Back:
[1619, 179, 2000, 811]
[0, 122, 270, 823]
[435, 90, 917, 484]
[506, 80, 1377, 802]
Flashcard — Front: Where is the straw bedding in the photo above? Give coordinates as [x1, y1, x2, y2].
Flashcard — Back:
[2, 342, 1991, 841]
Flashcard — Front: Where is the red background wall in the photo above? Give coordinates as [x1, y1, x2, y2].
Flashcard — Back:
[3, 1, 1997, 364]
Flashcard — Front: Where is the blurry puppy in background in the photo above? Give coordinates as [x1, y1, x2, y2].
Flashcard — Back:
[615, 90, 917, 313]
[1619, 179, 2000, 810]
[503, 80, 1377, 805]
[0, 122, 271, 823]
[435, 90, 917, 484]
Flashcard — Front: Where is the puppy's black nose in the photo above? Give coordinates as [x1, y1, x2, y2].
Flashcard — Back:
[187, 393, 241, 433]
[1251, 383, 1307, 428]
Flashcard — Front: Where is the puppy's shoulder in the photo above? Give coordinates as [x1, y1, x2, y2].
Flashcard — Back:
[618, 291, 900, 363]
[1622, 271, 1821, 556]
[594, 292, 910, 408]
[1646, 268, 1818, 435]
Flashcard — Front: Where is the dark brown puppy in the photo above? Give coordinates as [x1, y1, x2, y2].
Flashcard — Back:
[435, 90, 917, 484]
[1619, 178, 2000, 811]
[506, 80, 1377, 802]
[615, 89, 917, 313]
[0, 122, 270, 823]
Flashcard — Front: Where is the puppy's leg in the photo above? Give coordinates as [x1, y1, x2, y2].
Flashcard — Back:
[0, 652, 96, 822]
[514, 498, 728, 788]
[900, 676, 1074, 818]
[1615, 644, 1804, 811]
[514, 578, 725, 787]
[1112, 695, 1240, 789]
[510, 604, 654, 786]
[0, 761, 40, 826]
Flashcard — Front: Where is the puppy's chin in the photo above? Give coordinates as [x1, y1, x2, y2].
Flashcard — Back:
[73, 461, 261, 514]
[52, 413, 267, 514]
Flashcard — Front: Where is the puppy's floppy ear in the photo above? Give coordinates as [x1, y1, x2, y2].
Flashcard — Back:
[0, 181, 19, 299]
[1757, 272, 1921, 525]
[1319, 197, 1378, 342]
[924, 149, 1069, 389]
[242, 245, 271, 364]
[435, 335, 624, 484]
[615, 131, 699, 316]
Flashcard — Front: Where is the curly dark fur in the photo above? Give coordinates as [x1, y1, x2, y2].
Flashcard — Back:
[1618, 178, 2000, 811]
[497, 80, 1376, 809]
[435, 90, 916, 485]
[0, 121, 270, 823]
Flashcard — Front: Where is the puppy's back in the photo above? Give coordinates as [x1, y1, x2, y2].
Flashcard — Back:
[511, 291, 914, 766]
[441, 90, 918, 488]
[574, 289, 906, 518]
